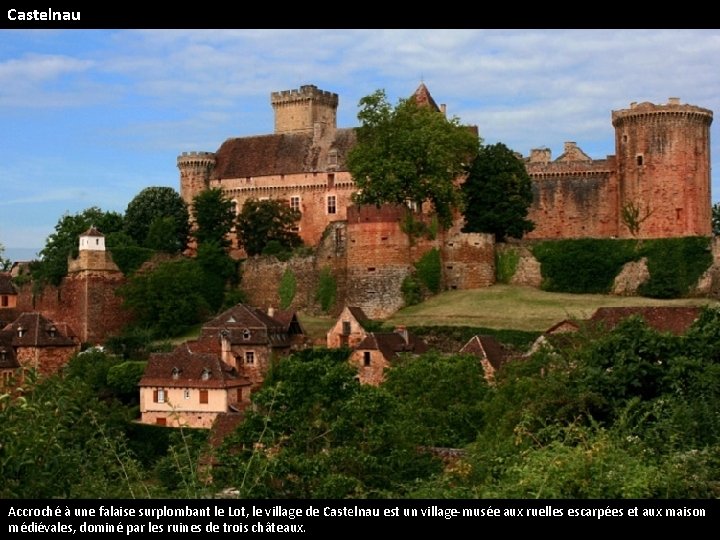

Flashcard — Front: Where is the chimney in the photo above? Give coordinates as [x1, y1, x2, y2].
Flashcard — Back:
[267, 306, 275, 318]
[394, 325, 409, 345]
[440, 104, 447, 116]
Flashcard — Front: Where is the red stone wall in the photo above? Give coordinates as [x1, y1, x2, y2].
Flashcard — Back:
[349, 348, 389, 385]
[441, 227, 495, 289]
[16, 345, 79, 376]
[613, 103, 712, 238]
[16, 273, 132, 344]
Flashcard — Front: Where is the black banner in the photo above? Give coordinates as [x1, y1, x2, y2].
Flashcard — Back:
[2, 499, 717, 535]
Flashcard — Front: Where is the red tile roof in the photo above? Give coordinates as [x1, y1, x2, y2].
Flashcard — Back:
[459, 335, 509, 371]
[140, 343, 250, 389]
[80, 226, 104, 237]
[201, 304, 294, 347]
[412, 82, 440, 111]
[589, 306, 702, 335]
[356, 330, 428, 361]
[213, 128, 356, 179]
[1, 312, 77, 347]
[0, 273, 17, 295]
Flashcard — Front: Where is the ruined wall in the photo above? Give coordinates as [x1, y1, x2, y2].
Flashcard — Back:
[525, 161, 619, 239]
[441, 224, 495, 290]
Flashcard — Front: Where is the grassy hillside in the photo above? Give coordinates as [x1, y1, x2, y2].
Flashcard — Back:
[384, 284, 719, 332]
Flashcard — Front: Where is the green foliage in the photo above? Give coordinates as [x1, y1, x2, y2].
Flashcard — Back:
[414, 248, 441, 294]
[65, 348, 123, 397]
[192, 188, 236, 248]
[638, 237, 713, 298]
[384, 352, 489, 447]
[214, 349, 440, 497]
[315, 266, 336, 313]
[278, 267, 297, 309]
[462, 142, 535, 241]
[0, 241, 10, 271]
[408, 325, 540, 351]
[33, 207, 124, 286]
[196, 240, 238, 312]
[0, 373, 147, 498]
[621, 200, 653, 236]
[118, 258, 210, 337]
[348, 89, 480, 228]
[713, 202, 720, 235]
[104, 326, 156, 360]
[532, 239, 638, 294]
[495, 247, 520, 283]
[107, 361, 147, 400]
[532, 237, 712, 297]
[401, 275, 423, 306]
[124, 186, 189, 252]
[106, 231, 154, 275]
[236, 198, 302, 256]
[261, 239, 292, 261]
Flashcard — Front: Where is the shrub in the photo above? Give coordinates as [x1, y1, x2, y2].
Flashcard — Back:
[315, 267, 336, 313]
[278, 267, 297, 309]
[415, 248, 442, 294]
[495, 247, 520, 284]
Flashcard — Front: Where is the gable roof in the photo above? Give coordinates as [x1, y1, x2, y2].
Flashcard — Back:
[80, 226, 104, 237]
[544, 319, 581, 334]
[213, 128, 356, 179]
[1, 312, 76, 348]
[0, 273, 17, 295]
[202, 304, 291, 347]
[412, 83, 440, 111]
[589, 306, 702, 335]
[459, 335, 508, 372]
[140, 343, 250, 389]
[356, 331, 428, 361]
[272, 309, 306, 336]
[346, 306, 368, 323]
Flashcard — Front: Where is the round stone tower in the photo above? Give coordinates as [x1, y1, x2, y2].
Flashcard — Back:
[177, 151, 216, 206]
[612, 98, 713, 238]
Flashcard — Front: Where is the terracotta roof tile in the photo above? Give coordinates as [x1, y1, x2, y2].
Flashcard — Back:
[459, 335, 509, 371]
[140, 343, 250, 389]
[0, 273, 17, 295]
[2, 312, 77, 348]
[214, 128, 356, 179]
[356, 330, 428, 361]
[412, 83, 440, 111]
[589, 306, 702, 335]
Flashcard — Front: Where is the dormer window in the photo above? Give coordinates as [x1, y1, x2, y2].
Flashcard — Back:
[16, 326, 24, 338]
[172, 367, 181, 380]
[201, 368, 211, 381]
[242, 328, 251, 340]
[0, 348, 6, 361]
[48, 325, 57, 338]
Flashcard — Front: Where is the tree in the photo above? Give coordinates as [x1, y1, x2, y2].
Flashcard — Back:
[461, 142, 535, 241]
[347, 89, 479, 228]
[192, 188, 236, 249]
[33, 207, 124, 286]
[0, 241, 10, 271]
[712, 202, 720, 235]
[124, 187, 189, 253]
[118, 258, 210, 337]
[236, 198, 302, 256]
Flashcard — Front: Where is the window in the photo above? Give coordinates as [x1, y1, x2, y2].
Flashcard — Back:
[1, 296, 8, 307]
[172, 367, 181, 380]
[156, 417, 167, 426]
[237, 388, 244, 402]
[327, 173, 335, 188]
[96, 238, 99, 245]
[154, 388, 166, 403]
[328, 149, 338, 167]
[342, 321, 351, 335]
[290, 196, 301, 212]
[184, 389, 190, 400]
[363, 351, 371, 367]
[327, 195, 336, 214]
[245, 351, 255, 365]
[199, 390, 209, 404]
[637, 155, 644, 166]
[201, 368, 211, 381]
[242, 328, 251, 340]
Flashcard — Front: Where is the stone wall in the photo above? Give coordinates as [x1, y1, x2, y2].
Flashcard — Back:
[16, 345, 79, 376]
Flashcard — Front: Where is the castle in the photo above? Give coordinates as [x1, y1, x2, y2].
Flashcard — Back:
[178, 84, 713, 248]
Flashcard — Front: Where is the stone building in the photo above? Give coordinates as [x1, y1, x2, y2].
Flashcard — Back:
[180, 85, 712, 248]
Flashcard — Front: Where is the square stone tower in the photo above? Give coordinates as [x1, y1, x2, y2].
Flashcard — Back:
[271, 84, 339, 135]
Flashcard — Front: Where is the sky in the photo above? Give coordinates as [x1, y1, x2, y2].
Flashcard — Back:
[1, 29, 720, 261]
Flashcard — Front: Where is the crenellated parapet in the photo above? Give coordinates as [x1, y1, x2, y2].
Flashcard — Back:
[271, 85, 338, 108]
[612, 99, 713, 128]
[177, 151, 216, 205]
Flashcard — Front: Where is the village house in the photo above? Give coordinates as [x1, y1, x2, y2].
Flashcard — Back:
[326, 305, 370, 349]
[0, 332, 20, 388]
[459, 335, 510, 383]
[138, 343, 252, 428]
[199, 303, 308, 390]
[0, 312, 79, 376]
[350, 325, 428, 385]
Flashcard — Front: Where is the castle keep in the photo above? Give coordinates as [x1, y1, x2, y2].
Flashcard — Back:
[179, 85, 713, 247]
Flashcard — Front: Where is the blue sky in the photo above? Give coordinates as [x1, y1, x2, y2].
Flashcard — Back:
[2, 29, 720, 261]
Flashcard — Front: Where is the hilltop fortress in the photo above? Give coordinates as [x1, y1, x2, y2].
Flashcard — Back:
[177, 84, 713, 317]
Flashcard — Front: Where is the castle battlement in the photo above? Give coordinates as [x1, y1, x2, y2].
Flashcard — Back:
[612, 99, 713, 126]
[271, 85, 339, 107]
[177, 152, 216, 166]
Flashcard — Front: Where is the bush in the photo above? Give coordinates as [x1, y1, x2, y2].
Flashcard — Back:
[401, 275, 423, 306]
[278, 267, 297, 309]
[415, 248, 441, 294]
[495, 247, 520, 283]
[638, 237, 712, 298]
[315, 267, 336, 313]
